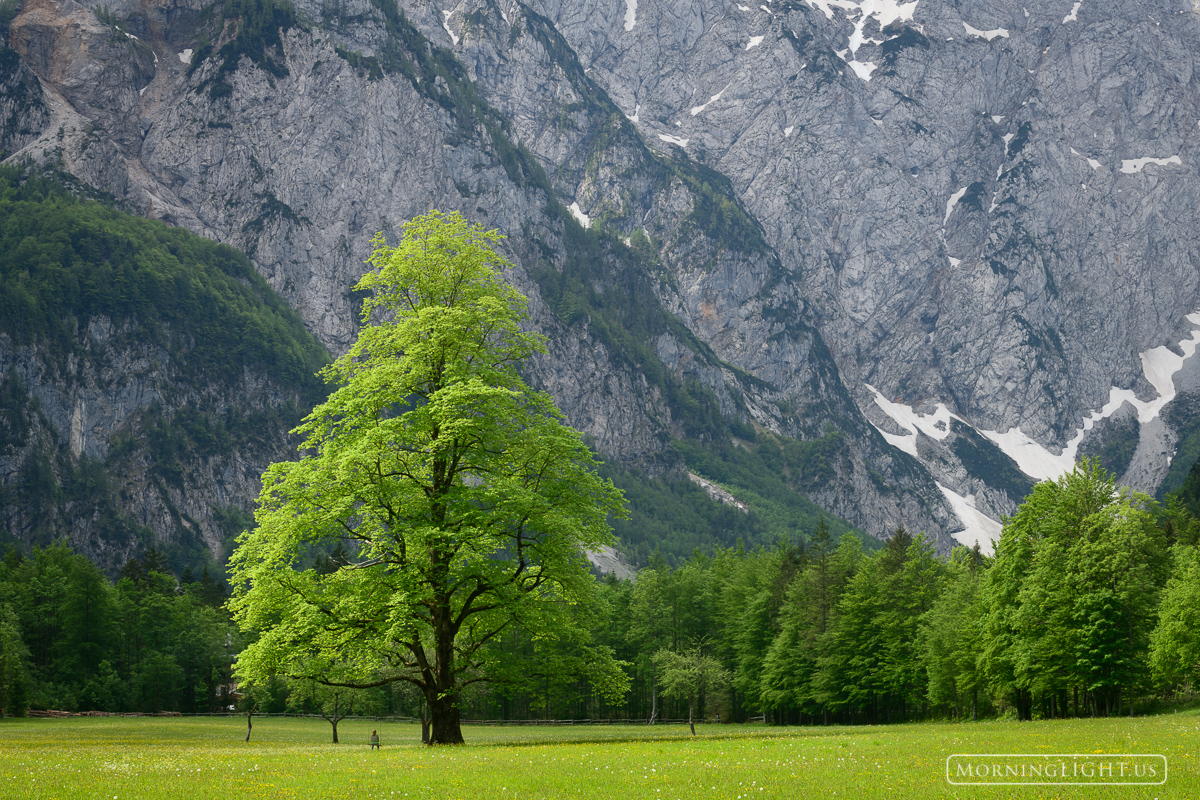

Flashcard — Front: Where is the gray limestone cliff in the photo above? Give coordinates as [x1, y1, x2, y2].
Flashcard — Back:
[529, 0, 1200, 534]
[9, 0, 1198, 560]
[0, 318, 317, 574]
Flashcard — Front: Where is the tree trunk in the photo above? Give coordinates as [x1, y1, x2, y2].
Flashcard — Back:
[427, 688, 464, 745]
[245, 711, 252, 743]
[688, 699, 695, 736]
[421, 698, 430, 744]
[649, 681, 657, 725]
[425, 543, 465, 745]
[331, 718, 339, 744]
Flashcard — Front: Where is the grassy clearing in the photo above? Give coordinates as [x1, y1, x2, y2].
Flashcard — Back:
[1, 713, 1196, 799]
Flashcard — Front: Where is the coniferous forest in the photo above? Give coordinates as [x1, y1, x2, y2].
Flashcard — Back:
[3, 458, 1200, 725]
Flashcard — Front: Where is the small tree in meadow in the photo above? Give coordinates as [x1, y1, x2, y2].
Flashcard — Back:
[653, 641, 730, 735]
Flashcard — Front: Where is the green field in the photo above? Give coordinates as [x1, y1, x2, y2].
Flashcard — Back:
[1, 714, 1196, 799]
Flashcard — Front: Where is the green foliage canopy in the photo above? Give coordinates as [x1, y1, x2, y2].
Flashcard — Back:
[228, 211, 628, 744]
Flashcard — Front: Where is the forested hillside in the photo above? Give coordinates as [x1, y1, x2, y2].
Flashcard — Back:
[0, 166, 330, 575]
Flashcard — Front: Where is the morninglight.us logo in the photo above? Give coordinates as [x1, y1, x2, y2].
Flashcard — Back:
[945, 754, 1168, 786]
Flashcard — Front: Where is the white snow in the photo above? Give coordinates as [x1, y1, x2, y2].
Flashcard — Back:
[804, 0, 918, 30]
[784, 125, 795, 137]
[805, 0, 917, 83]
[139, 85, 148, 96]
[865, 384, 961, 460]
[1063, 1, 1082, 22]
[863, 312, 1200, 546]
[1140, 320, 1200, 413]
[627, 103, 641, 123]
[873, 117, 884, 128]
[944, 186, 967, 225]
[1002, 132, 1015, 155]
[834, 49, 878, 81]
[124, 31, 139, 40]
[441, 11, 460, 45]
[948, 256, 961, 266]
[977, 312, 1200, 481]
[1024, 7, 1029, 16]
[1120, 155, 1182, 174]
[738, 3, 751, 9]
[691, 86, 728, 115]
[963, 22, 1009, 40]
[624, 0, 637, 31]
[178, 49, 193, 64]
[991, 115, 1004, 123]
[865, 382, 1057, 480]
[846, 59, 878, 80]
[978, 421, 1078, 481]
[658, 133, 689, 147]
[746, 35, 766, 49]
[937, 483, 1001, 554]
[804, 0, 844, 19]
[568, 202, 591, 229]
[1071, 147, 1103, 170]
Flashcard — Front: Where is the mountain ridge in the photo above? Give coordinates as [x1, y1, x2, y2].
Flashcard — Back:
[5, 0, 1198, 562]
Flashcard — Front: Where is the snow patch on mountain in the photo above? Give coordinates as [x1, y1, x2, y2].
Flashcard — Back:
[937, 483, 1001, 554]
[691, 86, 729, 115]
[1120, 156, 1182, 173]
[944, 186, 967, 225]
[441, 11, 459, 45]
[808, 0, 918, 82]
[568, 202, 591, 229]
[977, 312, 1200, 481]
[865, 384, 959, 457]
[963, 22, 1009, 40]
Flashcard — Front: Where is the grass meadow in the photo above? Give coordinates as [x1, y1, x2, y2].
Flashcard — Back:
[1, 712, 1197, 799]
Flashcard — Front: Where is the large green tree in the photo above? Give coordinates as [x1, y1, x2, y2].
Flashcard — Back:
[228, 211, 627, 744]
[1150, 544, 1200, 689]
[981, 461, 1168, 719]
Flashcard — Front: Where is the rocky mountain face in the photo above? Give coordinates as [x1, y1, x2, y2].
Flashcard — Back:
[5, 0, 1200, 562]
[532, 0, 1200, 525]
[0, 317, 307, 571]
[0, 166, 330, 574]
